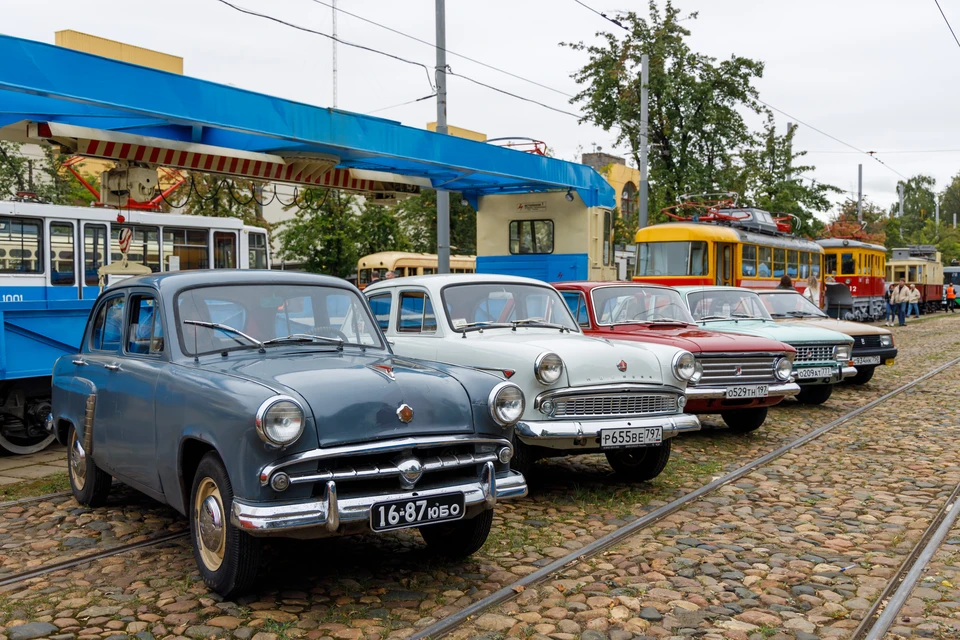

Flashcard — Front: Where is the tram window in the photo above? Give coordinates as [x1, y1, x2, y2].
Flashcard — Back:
[799, 252, 809, 279]
[50, 222, 75, 285]
[0, 217, 42, 274]
[164, 228, 209, 271]
[825, 253, 837, 275]
[741, 245, 757, 277]
[757, 246, 772, 278]
[248, 231, 268, 269]
[787, 250, 798, 278]
[112, 225, 160, 273]
[214, 232, 237, 269]
[422, 267, 436, 275]
[637, 241, 709, 276]
[84, 224, 107, 286]
[840, 252, 856, 275]
[509, 220, 554, 254]
[397, 291, 437, 333]
[812, 255, 821, 277]
[773, 248, 786, 278]
[909, 266, 918, 281]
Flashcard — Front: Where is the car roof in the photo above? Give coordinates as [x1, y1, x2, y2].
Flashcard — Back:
[364, 273, 553, 291]
[552, 281, 675, 292]
[673, 285, 761, 295]
[106, 269, 354, 293]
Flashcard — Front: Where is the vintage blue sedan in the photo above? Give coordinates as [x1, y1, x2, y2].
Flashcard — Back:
[50, 271, 528, 596]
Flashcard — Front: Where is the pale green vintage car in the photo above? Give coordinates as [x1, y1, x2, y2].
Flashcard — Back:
[675, 286, 856, 405]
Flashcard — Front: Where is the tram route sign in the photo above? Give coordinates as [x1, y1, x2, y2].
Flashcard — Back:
[517, 202, 546, 211]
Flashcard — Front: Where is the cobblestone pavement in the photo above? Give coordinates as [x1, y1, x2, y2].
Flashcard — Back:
[0, 315, 957, 640]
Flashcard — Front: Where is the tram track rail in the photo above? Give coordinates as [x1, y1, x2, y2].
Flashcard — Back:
[0, 357, 957, 620]
[851, 482, 960, 640]
[410, 355, 960, 640]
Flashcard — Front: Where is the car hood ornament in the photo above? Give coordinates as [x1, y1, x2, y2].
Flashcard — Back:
[617, 360, 627, 372]
[397, 403, 414, 423]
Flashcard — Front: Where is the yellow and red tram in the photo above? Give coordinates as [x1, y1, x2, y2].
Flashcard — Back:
[817, 238, 887, 320]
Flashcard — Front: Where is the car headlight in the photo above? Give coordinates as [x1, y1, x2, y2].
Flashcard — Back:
[672, 351, 696, 381]
[775, 357, 793, 381]
[835, 345, 851, 361]
[880, 335, 893, 347]
[688, 360, 703, 385]
[489, 382, 525, 426]
[256, 396, 305, 447]
[534, 352, 564, 385]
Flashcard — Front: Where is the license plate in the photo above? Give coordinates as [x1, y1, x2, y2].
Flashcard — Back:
[797, 366, 833, 379]
[725, 385, 768, 398]
[370, 493, 464, 532]
[853, 356, 881, 366]
[600, 426, 663, 449]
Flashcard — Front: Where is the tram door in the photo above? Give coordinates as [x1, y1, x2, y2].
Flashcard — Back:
[81, 222, 109, 300]
[716, 243, 735, 286]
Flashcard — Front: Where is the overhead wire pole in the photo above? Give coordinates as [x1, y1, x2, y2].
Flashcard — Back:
[435, 0, 450, 274]
[332, 0, 338, 108]
[638, 53, 649, 230]
[857, 164, 862, 223]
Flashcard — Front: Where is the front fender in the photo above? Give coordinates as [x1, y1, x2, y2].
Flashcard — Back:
[51, 360, 96, 446]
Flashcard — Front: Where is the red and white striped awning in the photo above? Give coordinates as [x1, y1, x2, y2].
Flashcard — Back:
[27, 121, 395, 192]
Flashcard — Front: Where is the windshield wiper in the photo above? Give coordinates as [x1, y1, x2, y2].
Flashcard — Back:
[786, 310, 816, 317]
[512, 318, 571, 333]
[730, 313, 756, 319]
[697, 315, 730, 321]
[458, 321, 514, 335]
[262, 333, 344, 350]
[184, 320, 265, 354]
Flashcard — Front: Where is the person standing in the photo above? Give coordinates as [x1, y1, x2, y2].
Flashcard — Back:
[891, 278, 911, 326]
[948, 283, 957, 313]
[777, 275, 794, 290]
[884, 284, 896, 326]
[803, 274, 821, 307]
[907, 284, 922, 320]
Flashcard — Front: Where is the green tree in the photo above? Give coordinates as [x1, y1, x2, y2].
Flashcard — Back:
[275, 189, 359, 277]
[739, 116, 839, 237]
[564, 0, 765, 220]
[821, 198, 887, 245]
[356, 202, 410, 256]
[396, 190, 477, 255]
[888, 175, 937, 242]
[0, 142, 100, 205]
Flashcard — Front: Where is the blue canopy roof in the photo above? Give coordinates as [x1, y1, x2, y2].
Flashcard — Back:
[0, 34, 615, 209]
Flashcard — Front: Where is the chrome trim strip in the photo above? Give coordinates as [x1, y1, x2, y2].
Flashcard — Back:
[282, 452, 500, 486]
[534, 383, 685, 410]
[258, 434, 513, 485]
[696, 351, 792, 359]
[232, 470, 528, 535]
[684, 381, 800, 400]
[514, 413, 701, 449]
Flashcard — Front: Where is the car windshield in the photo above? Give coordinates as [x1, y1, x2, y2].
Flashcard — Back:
[687, 289, 772, 321]
[441, 282, 579, 332]
[759, 291, 827, 318]
[176, 284, 384, 355]
[592, 286, 695, 325]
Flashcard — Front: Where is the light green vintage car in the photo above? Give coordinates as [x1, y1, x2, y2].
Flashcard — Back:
[675, 286, 856, 405]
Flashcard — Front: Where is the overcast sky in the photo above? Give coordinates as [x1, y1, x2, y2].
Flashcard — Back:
[5, 0, 960, 216]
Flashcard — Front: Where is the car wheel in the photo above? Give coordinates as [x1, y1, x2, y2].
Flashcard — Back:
[419, 508, 493, 557]
[190, 453, 261, 597]
[796, 384, 834, 405]
[720, 407, 768, 433]
[846, 366, 876, 385]
[509, 439, 536, 476]
[604, 439, 672, 482]
[67, 425, 111, 507]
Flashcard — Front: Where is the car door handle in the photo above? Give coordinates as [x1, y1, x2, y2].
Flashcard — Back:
[104, 363, 122, 372]
[72, 358, 88, 366]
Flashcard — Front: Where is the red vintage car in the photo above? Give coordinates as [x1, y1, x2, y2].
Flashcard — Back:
[554, 282, 800, 433]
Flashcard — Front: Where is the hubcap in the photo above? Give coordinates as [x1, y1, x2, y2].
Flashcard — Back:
[194, 478, 225, 571]
[69, 431, 87, 491]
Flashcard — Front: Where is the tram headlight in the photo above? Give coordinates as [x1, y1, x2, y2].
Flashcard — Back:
[774, 357, 793, 381]
[672, 351, 696, 381]
[835, 345, 851, 362]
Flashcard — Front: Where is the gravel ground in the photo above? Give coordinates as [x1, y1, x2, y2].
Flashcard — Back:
[0, 315, 957, 640]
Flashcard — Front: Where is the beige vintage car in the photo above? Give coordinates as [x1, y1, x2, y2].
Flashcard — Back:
[757, 289, 896, 385]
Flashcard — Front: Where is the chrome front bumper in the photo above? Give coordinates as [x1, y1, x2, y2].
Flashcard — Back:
[231, 461, 527, 536]
[514, 413, 701, 450]
[685, 381, 800, 400]
[792, 364, 858, 384]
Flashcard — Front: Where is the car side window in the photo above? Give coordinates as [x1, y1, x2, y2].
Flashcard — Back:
[126, 295, 164, 355]
[398, 291, 437, 333]
[90, 296, 125, 352]
[367, 293, 392, 331]
[561, 292, 590, 327]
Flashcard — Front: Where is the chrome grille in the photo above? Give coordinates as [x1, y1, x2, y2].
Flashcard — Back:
[551, 393, 678, 418]
[794, 344, 837, 362]
[698, 356, 778, 386]
[290, 451, 498, 486]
